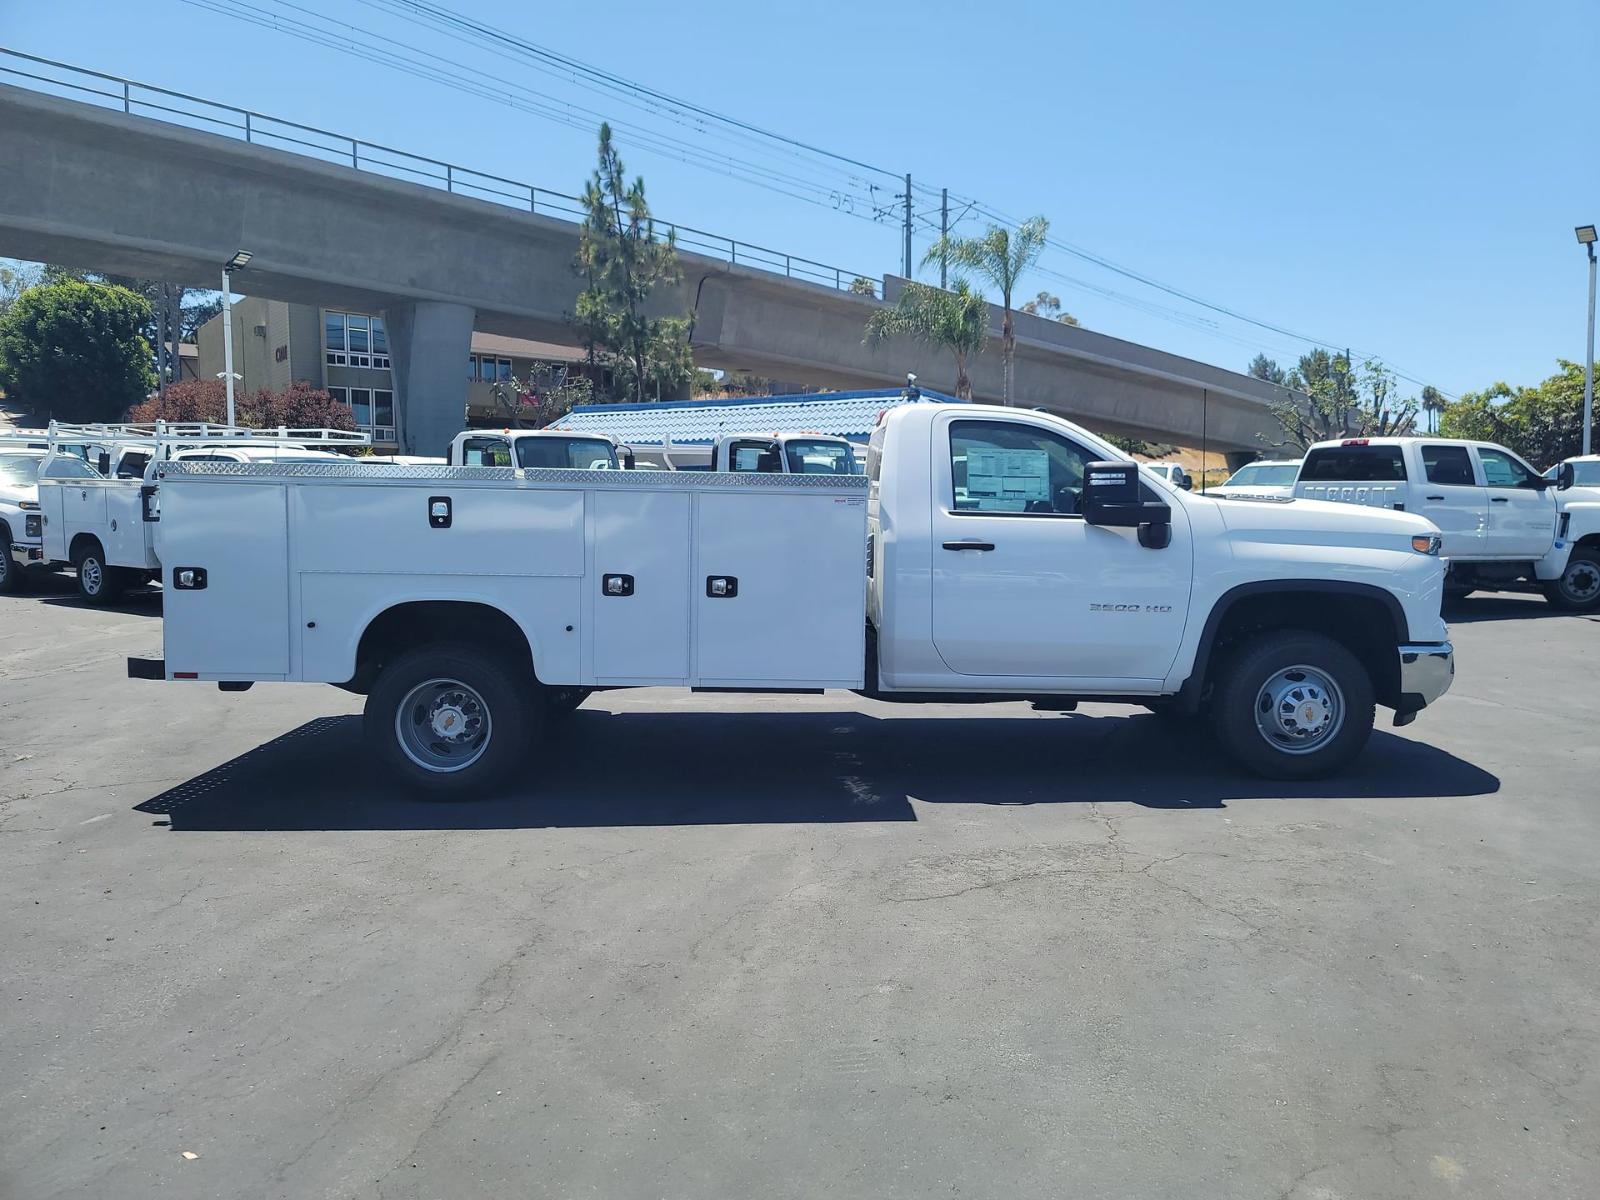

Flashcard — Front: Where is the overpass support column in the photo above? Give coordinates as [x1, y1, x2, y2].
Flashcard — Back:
[385, 301, 475, 457]
[1224, 450, 1258, 472]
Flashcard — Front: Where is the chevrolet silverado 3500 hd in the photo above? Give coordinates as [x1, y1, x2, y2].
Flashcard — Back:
[129, 403, 1455, 793]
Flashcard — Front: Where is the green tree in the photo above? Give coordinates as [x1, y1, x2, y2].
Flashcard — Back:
[0, 262, 38, 318]
[923, 216, 1049, 405]
[1419, 385, 1445, 433]
[1247, 353, 1289, 386]
[571, 124, 693, 403]
[0, 280, 154, 422]
[847, 276, 878, 298]
[864, 279, 989, 401]
[1439, 361, 1589, 466]
[484, 364, 596, 428]
[1018, 290, 1079, 326]
[1261, 350, 1417, 452]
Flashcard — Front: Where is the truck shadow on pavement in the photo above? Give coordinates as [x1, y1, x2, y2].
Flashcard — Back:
[18, 571, 163, 616]
[134, 706, 1500, 832]
[1443, 594, 1596, 624]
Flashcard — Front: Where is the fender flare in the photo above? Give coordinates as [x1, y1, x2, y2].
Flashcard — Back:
[1175, 580, 1410, 713]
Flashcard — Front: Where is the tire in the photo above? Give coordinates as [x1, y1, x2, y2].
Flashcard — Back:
[0, 531, 24, 595]
[1207, 631, 1376, 780]
[364, 642, 537, 798]
[543, 686, 593, 719]
[72, 540, 124, 606]
[1543, 547, 1600, 612]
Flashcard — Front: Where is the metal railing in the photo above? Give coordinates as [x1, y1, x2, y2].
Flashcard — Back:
[0, 47, 878, 294]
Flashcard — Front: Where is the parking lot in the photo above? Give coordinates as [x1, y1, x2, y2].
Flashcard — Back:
[2, 577, 1597, 1200]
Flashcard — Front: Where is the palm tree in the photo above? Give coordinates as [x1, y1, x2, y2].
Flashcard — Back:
[864, 280, 989, 401]
[923, 216, 1049, 404]
[1421, 385, 1445, 433]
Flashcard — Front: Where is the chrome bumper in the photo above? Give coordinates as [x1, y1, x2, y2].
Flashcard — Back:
[1397, 642, 1454, 716]
[7, 539, 44, 568]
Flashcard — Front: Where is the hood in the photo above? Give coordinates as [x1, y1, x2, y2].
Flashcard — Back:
[0, 481, 39, 506]
[1207, 493, 1436, 547]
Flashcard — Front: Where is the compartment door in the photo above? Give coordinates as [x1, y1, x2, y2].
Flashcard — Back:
[159, 482, 290, 677]
[591, 490, 691, 683]
[694, 490, 866, 687]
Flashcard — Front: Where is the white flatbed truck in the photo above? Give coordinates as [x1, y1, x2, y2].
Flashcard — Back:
[129, 402, 1456, 793]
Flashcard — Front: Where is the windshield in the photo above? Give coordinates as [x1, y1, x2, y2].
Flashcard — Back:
[783, 439, 857, 475]
[1226, 463, 1299, 487]
[0, 454, 43, 486]
[516, 437, 619, 470]
[1550, 460, 1600, 485]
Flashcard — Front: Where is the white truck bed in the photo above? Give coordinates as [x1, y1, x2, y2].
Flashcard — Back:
[153, 461, 869, 690]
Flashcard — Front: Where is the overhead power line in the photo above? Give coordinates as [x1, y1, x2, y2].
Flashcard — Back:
[185, 0, 1448, 392]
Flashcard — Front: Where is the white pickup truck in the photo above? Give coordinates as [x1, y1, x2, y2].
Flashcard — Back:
[450, 429, 630, 470]
[128, 402, 1455, 792]
[1294, 437, 1599, 609]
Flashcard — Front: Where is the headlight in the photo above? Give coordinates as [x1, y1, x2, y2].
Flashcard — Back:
[17, 500, 39, 511]
[24, 515, 41, 538]
[1411, 533, 1442, 555]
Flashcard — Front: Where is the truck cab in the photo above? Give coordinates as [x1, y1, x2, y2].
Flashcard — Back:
[0, 446, 55, 593]
[450, 429, 629, 471]
[1292, 437, 1597, 608]
[709, 432, 860, 475]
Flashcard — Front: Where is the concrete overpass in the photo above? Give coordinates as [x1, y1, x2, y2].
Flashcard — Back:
[0, 74, 1296, 461]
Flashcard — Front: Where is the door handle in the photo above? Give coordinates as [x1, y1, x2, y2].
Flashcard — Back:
[1491, 497, 1509, 503]
[1425, 495, 1445, 501]
[942, 540, 995, 551]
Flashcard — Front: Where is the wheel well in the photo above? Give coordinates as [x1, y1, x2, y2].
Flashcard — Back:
[350, 601, 535, 694]
[69, 532, 103, 560]
[1197, 588, 1403, 709]
[1575, 533, 1600, 552]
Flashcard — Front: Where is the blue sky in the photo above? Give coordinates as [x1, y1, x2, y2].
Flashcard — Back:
[5, 0, 1597, 397]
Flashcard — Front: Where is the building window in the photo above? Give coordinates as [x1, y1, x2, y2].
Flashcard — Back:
[349, 387, 372, 426]
[374, 389, 394, 431]
[325, 310, 390, 370]
[468, 354, 514, 382]
[327, 385, 348, 406]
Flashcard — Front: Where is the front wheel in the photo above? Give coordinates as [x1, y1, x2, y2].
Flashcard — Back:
[0, 533, 24, 595]
[364, 643, 538, 797]
[1544, 548, 1600, 611]
[72, 541, 125, 606]
[1208, 631, 1375, 780]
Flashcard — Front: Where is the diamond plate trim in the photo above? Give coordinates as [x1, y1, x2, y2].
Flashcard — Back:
[155, 462, 868, 490]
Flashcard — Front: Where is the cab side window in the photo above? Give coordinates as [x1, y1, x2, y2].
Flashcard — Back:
[949, 419, 1093, 515]
[460, 438, 511, 468]
[1422, 444, 1474, 486]
[1478, 448, 1539, 489]
[42, 456, 100, 479]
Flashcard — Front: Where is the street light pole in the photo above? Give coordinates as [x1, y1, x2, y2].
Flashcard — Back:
[1580, 227, 1596, 457]
[220, 250, 252, 427]
[220, 265, 237, 427]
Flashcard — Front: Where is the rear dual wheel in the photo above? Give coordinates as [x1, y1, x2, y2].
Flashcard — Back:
[365, 643, 542, 797]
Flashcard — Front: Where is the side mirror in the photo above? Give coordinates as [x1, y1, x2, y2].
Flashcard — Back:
[1178, 473, 1194, 491]
[621, 447, 636, 470]
[97, 451, 111, 476]
[1083, 461, 1173, 544]
[1557, 462, 1575, 491]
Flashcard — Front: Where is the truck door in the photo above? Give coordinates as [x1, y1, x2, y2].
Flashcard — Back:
[1475, 446, 1556, 558]
[1417, 443, 1486, 558]
[927, 413, 1192, 685]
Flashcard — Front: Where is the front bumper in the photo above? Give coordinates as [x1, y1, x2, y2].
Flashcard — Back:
[7, 538, 45, 569]
[1396, 641, 1454, 717]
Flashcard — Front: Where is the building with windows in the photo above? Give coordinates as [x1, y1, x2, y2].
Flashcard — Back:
[194, 297, 590, 448]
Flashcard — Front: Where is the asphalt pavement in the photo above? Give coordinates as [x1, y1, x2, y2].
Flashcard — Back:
[1, 575, 1596, 1199]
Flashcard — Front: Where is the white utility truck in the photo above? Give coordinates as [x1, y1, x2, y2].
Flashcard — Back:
[128, 409, 1452, 793]
[36, 423, 370, 603]
[450, 429, 630, 470]
[128, 403, 1454, 793]
[0, 446, 53, 593]
[1293, 437, 1598, 609]
[646, 432, 860, 474]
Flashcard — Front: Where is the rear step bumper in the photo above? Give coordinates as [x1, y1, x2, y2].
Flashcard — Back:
[126, 657, 165, 680]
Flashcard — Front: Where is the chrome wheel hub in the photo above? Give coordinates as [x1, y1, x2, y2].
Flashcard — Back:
[1563, 560, 1600, 603]
[81, 557, 102, 594]
[396, 678, 492, 773]
[1254, 665, 1345, 755]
